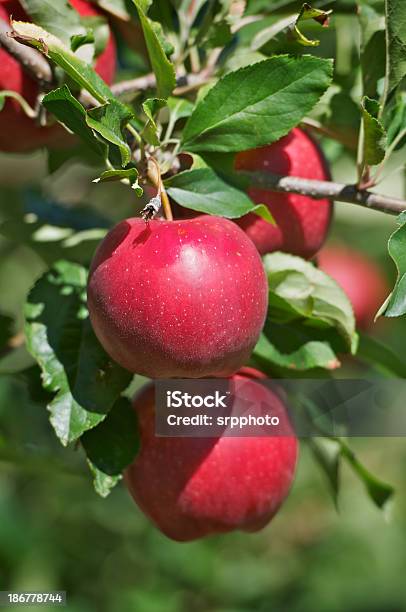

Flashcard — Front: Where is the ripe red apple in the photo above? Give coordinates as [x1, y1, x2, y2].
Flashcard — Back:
[0, 0, 117, 152]
[235, 128, 333, 258]
[125, 369, 298, 541]
[318, 245, 389, 329]
[87, 216, 268, 378]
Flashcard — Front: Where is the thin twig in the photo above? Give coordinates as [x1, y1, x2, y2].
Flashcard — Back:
[241, 171, 406, 216]
[111, 70, 212, 97]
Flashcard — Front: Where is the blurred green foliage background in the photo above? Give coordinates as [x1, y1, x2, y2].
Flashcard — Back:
[0, 145, 405, 612]
[1, 5, 406, 611]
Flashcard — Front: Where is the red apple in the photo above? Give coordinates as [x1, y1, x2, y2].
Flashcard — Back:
[318, 245, 389, 329]
[235, 128, 333, 258]
[88, 216, 268, 378]
[125, 369, 298, 541]
[0, 0, 117, 152]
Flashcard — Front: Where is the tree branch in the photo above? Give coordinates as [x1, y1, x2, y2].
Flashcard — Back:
[242, 172, 406, 216]
[1, 26, 404, 218]
[0, 20, 53, 85]
[110, 70, 212, 97]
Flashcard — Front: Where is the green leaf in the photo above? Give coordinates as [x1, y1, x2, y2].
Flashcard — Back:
[263, 252, 358, 353]
[12, 20, 112, 104]
[87, 461, 122, 497]
[165, 167, 274, 222]
[361, 96, 387, 165]
[150, 19, 175, 57]
[163, 97, 194, 152]
[131, 0, 176, 98]
[86, 101, 134, 167]
[167, 96, 194, 123]
[42, 86, 107, 159]
[181, 55, 333, 153]
[338, 438, 394, 510]
[70, 30, 95, 54]
[93, 168, 143, 195]
[0, 214, 107, 266]
[308, 430, 394, 511]
[252, 331, 340, 374]
[327, 91, 360, 133]
[385, 0, 406, 96]
[202, 19, 232, 49]
[137, 0, 153, 13]
[24, 261, 132, 446]
[359, 3, 386, 100]
[191, 0, 229, 47]
[252, 3, 332, 51]
[82, 397, 139, 490]
[141, 97, 167, 145]
[385, 91, 406, 147]
[357, 333, 406, 377]
[381, 211, 406, 317]
[80, 15, 110, 57]
[20, 0, 87, 47]
[293, 3, 331, 46]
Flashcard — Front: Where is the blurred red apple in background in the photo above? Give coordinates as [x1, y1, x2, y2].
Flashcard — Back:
[318, 244, 389, 329]
[235, 128, 333, 258]
[125, 369, 298, 541]
[0, 0, 117, 152]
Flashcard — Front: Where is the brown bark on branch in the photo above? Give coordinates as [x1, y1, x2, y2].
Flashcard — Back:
[241, 172, 406, 216]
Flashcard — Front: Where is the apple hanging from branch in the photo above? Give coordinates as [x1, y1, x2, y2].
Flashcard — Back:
[318, 245, 389, 330]
[125, 368, 298, 542]
[87, 216, 268, 378]
[235, 128, 333, 258]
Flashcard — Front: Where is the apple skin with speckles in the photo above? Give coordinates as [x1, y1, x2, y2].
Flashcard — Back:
[124, 369, 298, 541]
[0, 0, 117, 152]
[87, 216, 268, 378]
[318, 245, 389, 330]
[235, 128, 333, 258]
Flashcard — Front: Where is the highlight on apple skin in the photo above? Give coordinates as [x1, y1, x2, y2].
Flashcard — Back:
[235, 128, 333, 258]
[87, 216, 268, 378]
[0, 0, 117, 153]
[318, 244, 389, 330]
[125, 369, 298, 542]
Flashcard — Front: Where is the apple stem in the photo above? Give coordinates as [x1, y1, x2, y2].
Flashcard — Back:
[148, 158, 173, 221]
[160, 188, 174, 221]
